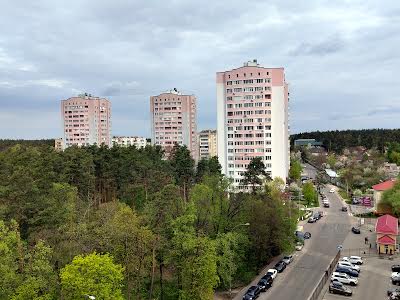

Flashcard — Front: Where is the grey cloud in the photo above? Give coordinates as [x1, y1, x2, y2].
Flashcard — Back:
[288, 36, 345, 56]
[0, 0, 400, 138]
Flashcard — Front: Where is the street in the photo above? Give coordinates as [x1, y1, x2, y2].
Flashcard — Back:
[234, 183, 352, 300]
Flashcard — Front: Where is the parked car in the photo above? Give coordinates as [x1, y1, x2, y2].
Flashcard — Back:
[341, 256, 363, 265]
[330, 188, 335, 193]
[274, 261, 286, 273]
[388, 287, 400, 296]
[257, 276, 273, 292]
[282, 255, 294, 265]
[341, 206, 348, 212]
[392, 273, 400, 285]
[265, 269, 278, 279]
[338, 261, 360, 272]
[331, 272, 358, 286]
[295, 242, 304, 251]
[242, 285, 261, 300]
[308, 216, 317, 223]
[352, 198, 360, 205]
[317, 211, 324, 218]
[323, 202, 330, 208]
[303, 232, 311, 239]
[392, 265, 400, 272]
[351, 227, 361, 234]
[390, 292, 400, 300]
[328, 281, 352, 296]
[336, 266, 359, 277]
[313, 213, 321, 220]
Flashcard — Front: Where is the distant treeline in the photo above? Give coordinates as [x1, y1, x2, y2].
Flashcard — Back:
[0, 139, 54, 151]
[291, 129, 400, 153]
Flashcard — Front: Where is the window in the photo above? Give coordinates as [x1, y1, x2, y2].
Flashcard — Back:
[227, 89, 233, 93]
[227, 104, 233, 108]
[234, 88, 242, 92]
[227, 81, 233, 85]
[265, 94, 271, 99]
[227, 96, 232, 101]
[234, 80, 242, 85]
[265, 78, 271, 83]
[243, 79, 253, 84]
[243, 87, 254, 92]
[228, 134, 233, 138]
[265, 156, 272, 160]
[255, 87, 263, 91]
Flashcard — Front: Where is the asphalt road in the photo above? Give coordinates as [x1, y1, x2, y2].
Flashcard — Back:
[234, 185, 352, 300]
[302, 163, 318, 180]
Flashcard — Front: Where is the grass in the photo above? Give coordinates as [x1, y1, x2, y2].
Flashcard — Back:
[338, 188, 352, 203]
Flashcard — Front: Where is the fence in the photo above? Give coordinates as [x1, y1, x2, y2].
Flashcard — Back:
[307, 250, 341, 300]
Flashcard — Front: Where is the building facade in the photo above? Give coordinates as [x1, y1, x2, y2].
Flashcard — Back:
[198, 130, 217, 159]
[61, 93, 111, 149]
[54, 138, 63, 151]
[150, 89, 198, 159]
[216, 60, 290, 190]
[112, 136, 149, 148]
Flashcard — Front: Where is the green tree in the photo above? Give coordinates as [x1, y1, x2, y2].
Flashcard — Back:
[302, 182, 317, 206]
[11, 240, 57, 300]
[169, 145, 195, 201]
[289, 160, 302, 182]
[60, 252, 124, 300]
[168, 206, 219, 300]
[0, 220, 23, 299]
[243, 157, 271, 193]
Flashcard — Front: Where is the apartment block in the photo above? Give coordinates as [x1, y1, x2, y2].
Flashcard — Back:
[198, 129, 218, 159]
[216, 60, 290, 190]
[54, 138, 63, 151]
[150, 89, 198, 160]
[61, 93, 111, 149]
[112, 136, 149, 148]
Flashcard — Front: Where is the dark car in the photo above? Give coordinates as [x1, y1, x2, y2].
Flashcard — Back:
[274, 261, 286, 273]
[342, 206, 348, 212]
[393, 265, 400, 272]
[317, 211, 324, 218]
[393, 276, 400, 286]
[351, 227, 361, 234]
[313, 213, 321, 220]
[336, 266, 359, 277]
[329, 281, 352, 296]
[242, 285, 261, 300]
[303, 232, 311, 239]
[257, 276, 273, 292]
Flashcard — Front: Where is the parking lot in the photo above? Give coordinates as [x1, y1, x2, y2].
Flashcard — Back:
[322, 256, 395, 299]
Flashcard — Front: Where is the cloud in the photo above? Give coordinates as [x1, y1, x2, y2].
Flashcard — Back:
[0, 0, 399, 138]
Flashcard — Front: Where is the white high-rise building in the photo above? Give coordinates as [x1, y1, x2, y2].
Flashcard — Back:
[216, 60, 290, 190]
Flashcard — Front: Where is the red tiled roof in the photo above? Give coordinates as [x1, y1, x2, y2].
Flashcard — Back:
[377, 235, 396, 245]
[375, 214, 398, 235]
[372, 179, 396, 191]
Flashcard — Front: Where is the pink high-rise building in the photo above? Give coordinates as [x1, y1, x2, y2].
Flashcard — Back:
[150, 89, 198, 160]
[217, 60, 290, 190]
[61, 93, 112, 149]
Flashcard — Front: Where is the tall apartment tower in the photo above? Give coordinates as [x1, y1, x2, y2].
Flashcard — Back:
[217, 60, 290, 190]
[199, 129, 218, 159]
[150, 89, 198, 160]
[61, 93, 112, 149]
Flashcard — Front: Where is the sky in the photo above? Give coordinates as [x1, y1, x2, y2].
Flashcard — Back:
[1, 0, 400, 139]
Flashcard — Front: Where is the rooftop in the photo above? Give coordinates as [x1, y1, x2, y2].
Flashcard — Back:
[372, 179, 396, 191]
[375, 214, 398, 235]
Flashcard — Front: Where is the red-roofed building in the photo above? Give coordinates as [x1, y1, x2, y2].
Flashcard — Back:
[375, 214, 398, 254]
[372, 179, 396, 213]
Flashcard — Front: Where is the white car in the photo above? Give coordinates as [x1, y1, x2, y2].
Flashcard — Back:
[329, 188, 335, 193]
[282, 255, 294, 265]
[331, 272, 358, 286]
[265, 269, 278, 279]
[341, 256, 363, 265]
[295, 242, 304, 251]
[338, 261, 360, 272]
[392, 272, 400, 280]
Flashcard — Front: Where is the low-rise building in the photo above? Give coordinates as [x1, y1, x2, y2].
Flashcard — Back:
[375, 214, 398, 255]
[383, 162, 400, 178]
[372, 179, 396, 213]
[112, 136, 149, 148]
[294, 138, 323, 147]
